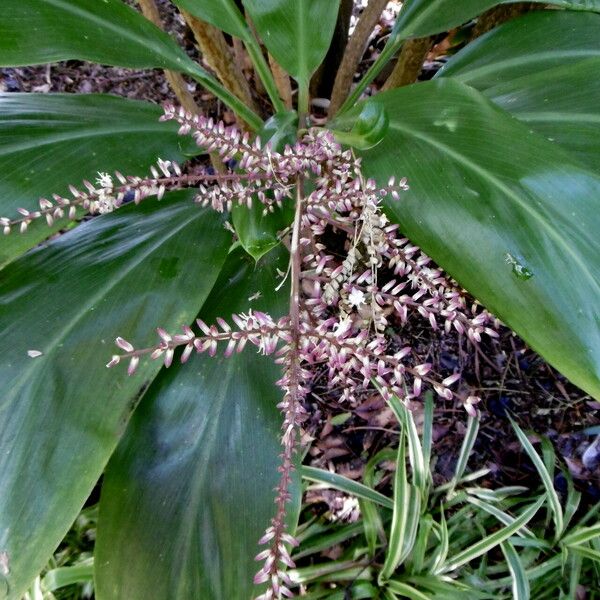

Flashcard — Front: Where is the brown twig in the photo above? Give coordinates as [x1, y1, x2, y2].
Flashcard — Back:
[181, 9, 258, 121]
[471, 2, 539, 40]
[268, 53, 293, 110]
[136, 0, 199, 115]
[382, 36, 434, 90]
[329, 0, 388, 117]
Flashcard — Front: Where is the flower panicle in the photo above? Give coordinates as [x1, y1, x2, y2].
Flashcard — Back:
[101, 104, 501, 599]
[0, 158, 187, 234]
[107, 311, 291, 375]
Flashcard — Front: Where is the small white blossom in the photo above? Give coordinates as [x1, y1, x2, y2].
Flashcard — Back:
[347, 287, 366, 308]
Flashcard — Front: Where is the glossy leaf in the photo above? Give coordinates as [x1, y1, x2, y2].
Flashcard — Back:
[334, 79, 600, 400]
[242, 0, 341, 86]
[438, 11, 600, 89]
[171, 0, 286, 112]
[172, 0, 250, 40]
[0, 93, 198, 267]
[232, 111, 297, 261]
[0, 0, 196, 70]
[0, 0, 261, 128]
[95, 249, 300, 600]
[0, 193, 229, 600]
[394, 0, 600, 40]
[437, 13, 600, 171]
[339, 2, 600, 113]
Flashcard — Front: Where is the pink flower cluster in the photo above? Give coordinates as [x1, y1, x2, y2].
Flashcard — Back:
[104, 105, 499, 599]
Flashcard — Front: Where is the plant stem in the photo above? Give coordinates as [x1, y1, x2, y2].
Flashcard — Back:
[382, 36, 433, 90]
[268, 54, 293, 110]
[136, 0, 198, 115]
[181, 10, 258, 123]
[298, 82, 310, 127]
[338, 36, 402, 114]
[245, 38, 287, 114]
[329, 0, 388, 117]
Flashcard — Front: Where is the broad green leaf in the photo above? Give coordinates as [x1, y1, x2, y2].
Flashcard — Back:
[437, 13, 600, 171]
[441, 497, 545, 572]
[438, 11, 600, 89]
[393, 0, 600, 40]
[0, 0, 195, 71]
[501, 541, 530, 600]
[0, 93, 197, 267]
[95, 248, 300, 600]
[171, 0, 286, 112]
[510, 418, 564, 538]
[0, 193, 230, 600]
[301, 466, 394, 509]
[242, 0, 341, 87]
[232, 111, 297, 261]
[172, 0, 250, 40]
[334, 79, 600, 400]
[0, 0, 261, 128]
[339, 2, 600, 113]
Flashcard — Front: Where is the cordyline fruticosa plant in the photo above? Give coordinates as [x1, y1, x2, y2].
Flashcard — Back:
[0, 1, 599, 599]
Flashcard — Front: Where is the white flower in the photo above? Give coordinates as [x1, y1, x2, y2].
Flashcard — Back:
[96, 172, 113, 189]
[348, 287, 366, 308]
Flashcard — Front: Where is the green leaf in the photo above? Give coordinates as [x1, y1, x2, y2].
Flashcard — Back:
[509, 418, 564, 539]
[0, 0, 195, 71]
[335, 79, 600, 400]
[393, 0, 600, 40]
[447, 414, 479, 498]
[301, 466, 394, 509]
[0, 93, 198, 267]
[242, 0, 341, 87]
[331, 101, 390, 150]
[171, 0, 286, 112]
[172, 0, 250, 40]
[437, 12, 600, 171]
[95, 248, 299, 600]
[380, 427, 411, 581]
[0, 0, 261, 128]
[562, 523, 600, 547]
[339, 1, 600, 114]
[386, 580, 432, 600]
[232, 111, 297, 261]
[438, 11, 600, 89]
[42, 560, 94, 592]
[441, 497, 545, 573]
[501, 541, 530, 600]
[0, 193, 230, 600]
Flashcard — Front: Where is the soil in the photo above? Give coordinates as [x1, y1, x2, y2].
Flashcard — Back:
[1, 0, 598, 543]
